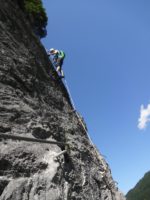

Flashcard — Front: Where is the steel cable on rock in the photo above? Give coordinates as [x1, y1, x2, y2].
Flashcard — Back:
[48, 59, 114, 195]
[62, 77, 118, 198]
[63, 78, 107, 171]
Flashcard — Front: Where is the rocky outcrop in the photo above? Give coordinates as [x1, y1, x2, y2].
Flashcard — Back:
[0, 0, 126, 199]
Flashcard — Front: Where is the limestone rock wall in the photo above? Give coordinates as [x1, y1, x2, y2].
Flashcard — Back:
[0, 1, 126, 199]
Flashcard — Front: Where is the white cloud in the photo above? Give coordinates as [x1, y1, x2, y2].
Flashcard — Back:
[138, 104, 150, 130]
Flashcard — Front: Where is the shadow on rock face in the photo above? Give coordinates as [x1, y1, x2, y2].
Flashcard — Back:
[0, 179, 9, 195]
[0, 126, 11, 133]
[0, 158, 11, 171]
[32, 127, 51, 139]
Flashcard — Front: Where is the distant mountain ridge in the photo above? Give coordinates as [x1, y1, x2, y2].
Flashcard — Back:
[126, 171, 150, 200]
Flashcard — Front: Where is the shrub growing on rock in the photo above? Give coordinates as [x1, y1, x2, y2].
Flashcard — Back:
[18, 0, 48, 38]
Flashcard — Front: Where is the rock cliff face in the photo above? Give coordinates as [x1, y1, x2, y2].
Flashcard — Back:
[0, 1, 126, 199]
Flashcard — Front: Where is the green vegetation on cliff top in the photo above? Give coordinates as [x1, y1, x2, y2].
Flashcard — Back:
[18, 0, 48, 38]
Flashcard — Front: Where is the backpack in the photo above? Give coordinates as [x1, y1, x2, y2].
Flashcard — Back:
[58, 50, 65, 59]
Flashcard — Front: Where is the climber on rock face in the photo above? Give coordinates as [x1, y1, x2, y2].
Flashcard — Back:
[48, 48, 65, 78]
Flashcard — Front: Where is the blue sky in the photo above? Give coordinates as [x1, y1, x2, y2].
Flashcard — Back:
[42, 0, 150, 194]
